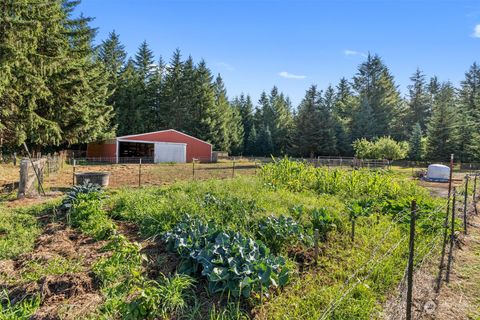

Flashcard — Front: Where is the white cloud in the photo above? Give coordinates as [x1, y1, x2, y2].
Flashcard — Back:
[216, 62, 235, 71]
[278, 71, 306, 79]
[473, 24, 480, 38]
[343, 49, 367, 57]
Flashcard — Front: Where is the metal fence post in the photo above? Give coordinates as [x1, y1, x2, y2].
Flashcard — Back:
[463, 176, 469, 234]
[406, 200, 417, 320]
[139, 158, 142, 187]
[446, 187, 456, 283]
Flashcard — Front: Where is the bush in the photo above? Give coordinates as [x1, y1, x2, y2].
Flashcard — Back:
[353, 137, 408, 160]
[256, 215, 306, 254]
[68, 192, 115, 240]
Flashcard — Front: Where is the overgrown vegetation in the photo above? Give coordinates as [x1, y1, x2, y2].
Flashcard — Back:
[0, 159, 446, 319]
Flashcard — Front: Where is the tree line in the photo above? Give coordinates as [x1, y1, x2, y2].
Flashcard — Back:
[1, 1, 479, 161]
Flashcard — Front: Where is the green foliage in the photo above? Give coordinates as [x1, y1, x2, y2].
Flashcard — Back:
[163, 216, 290, 298]
[61, 181, 103, 210]
[256, 215, 306, 254]
[353, 137, 408, 160]
[68, 191, 115, 241]
[0, 291, 40, 320]
[0, 209, 41, 260]
[0, 0, 113, 148]
[93, 235, 194, 319]
[20, 257, 83, 282]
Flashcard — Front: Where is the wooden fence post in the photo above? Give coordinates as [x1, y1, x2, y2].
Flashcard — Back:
[232, 160, 235, 178]
[139, 158, 142, 187]
[406, 200, 417, 320]
[446, 187, 456, 283]
[463, 176, 469, 234]
[192, 160, 195, 179]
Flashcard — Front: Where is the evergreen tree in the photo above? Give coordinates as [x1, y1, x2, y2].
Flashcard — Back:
[458, 63, 480, 161]
[352, 54, 402, 138]
[317, 85, 338, 155]
[232, 94, 254, 154]
[212, 74, 233, 151]
[291, 85, 323, 157]
[245, 125, 258, 156]
[406, 68, 430, 131]
[351, 97, 376, 142]
[0, 0, 113, 148]
[409, 122, 423, 160]
[426, 82, 460, 160]
[257, 124, 274, 156]
[161, 49, 185, 130]
[115, 60, 143, 135]
[98, 31, 127, 87]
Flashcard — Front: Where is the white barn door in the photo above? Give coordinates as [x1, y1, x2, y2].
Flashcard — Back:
[154, 143, 186, 163]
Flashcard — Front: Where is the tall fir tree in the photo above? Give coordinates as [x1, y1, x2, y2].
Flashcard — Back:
[0, 0, 113, 148]
[426, 82, 460, 160]
[406, 68, 431, 132]
[291, 85, 323, 157]
[409, 122, 423, 161]
[232, 94, 254, 154]
[352, 54, 402, 138]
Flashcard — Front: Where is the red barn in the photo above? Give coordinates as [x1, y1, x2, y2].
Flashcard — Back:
[87, 129, 212, 163]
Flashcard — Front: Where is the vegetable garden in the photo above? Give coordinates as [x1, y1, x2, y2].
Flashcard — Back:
[0, 158, 448, 319]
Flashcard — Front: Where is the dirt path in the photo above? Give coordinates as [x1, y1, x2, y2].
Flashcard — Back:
[425, 213, 480, 320]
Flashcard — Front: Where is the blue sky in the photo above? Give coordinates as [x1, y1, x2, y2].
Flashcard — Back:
[76, 0, 480, 106]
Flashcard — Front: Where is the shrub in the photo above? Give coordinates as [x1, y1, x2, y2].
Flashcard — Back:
[163, 216, 290, 298]
[256, 215, 306, 254]
[69, 192, 115, 240]
[352, 136, 408, 160]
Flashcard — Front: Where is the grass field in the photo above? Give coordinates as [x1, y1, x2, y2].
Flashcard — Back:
[0, 159, 451, 319]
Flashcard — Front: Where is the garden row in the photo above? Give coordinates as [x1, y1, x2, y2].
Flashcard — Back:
[1, 158, 446, 319]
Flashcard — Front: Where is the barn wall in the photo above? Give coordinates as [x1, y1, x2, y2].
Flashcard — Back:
[86, 142, 116, 160]
[121, 131, 211, 162]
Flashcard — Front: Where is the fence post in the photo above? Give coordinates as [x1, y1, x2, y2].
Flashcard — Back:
[314, 229, 319, 265]
[473, 175, 478, 215]
[139, 158, 142, 187]
[406, 200, 417, 320]
[436, 192, 452, 292]
[232, 160, 235, 178]
[446, 187, 456, 283]
[192, 160, 195, 179]
[13, 152, 16, 166]
[72, 159, 76, 186]
[463, 176, 469, 234]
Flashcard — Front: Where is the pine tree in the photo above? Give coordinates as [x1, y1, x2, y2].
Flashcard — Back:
[232, 94, 254, 154]
[116, 60, 143, 135]
[291, 85, 323, 157]
[0, 1, 113, 148]
[245, 125, 258, 156]
[352, 54, 402, 138]
[162, 49, 185, 130]
[212, 74, 233, 151]
[409, 122, 423, 160]
[351, 97, 376, 141]
[98, 31, 127, 87]
[257, 124, 274, 156]
[406, 68, 430, 131]
[426, 82, 460, 160]
[317, 86, 338, 155]
[458, 63, 480, 161]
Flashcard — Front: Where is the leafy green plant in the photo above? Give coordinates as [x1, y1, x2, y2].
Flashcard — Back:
[256, 215, 306, 254]
[61, 181, 103, 210]
[310, 208, 337, 241]
[68, 192, 115, 240]
[163, 216, 290, 298]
